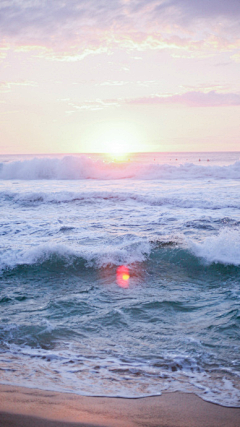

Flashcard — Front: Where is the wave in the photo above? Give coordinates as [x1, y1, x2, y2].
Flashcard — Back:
[1, 231, 240, 274]
[0, 156, 240, 180]
[189, 228, 240, 266]
[2, 189, 238, 210]
[0, 241, 152, 273]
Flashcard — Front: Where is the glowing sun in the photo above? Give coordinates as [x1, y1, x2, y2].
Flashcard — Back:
[88, 122, 142, 155]
[102, 127, 137, 154]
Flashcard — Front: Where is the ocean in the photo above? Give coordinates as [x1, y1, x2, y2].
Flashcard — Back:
[0, 151, 240, 407]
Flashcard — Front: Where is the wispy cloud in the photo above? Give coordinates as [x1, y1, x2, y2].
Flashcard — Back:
[61, 90, 240, 113]
[65, 98, 122, 113]
[97, 80, 156, 87]
[231, 53, 240, 62]
[99, 81, 128, 86]
[0, 80, 37, 92]
[126, 91, 240, 107]
[0, 1, 240, 59]
[165, 0, 240, 22]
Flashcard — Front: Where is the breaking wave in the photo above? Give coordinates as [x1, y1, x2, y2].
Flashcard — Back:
[1, 232, 240, 274]
[189, 228, 240, 266]
[0, 156, 240, 180]
[0, 241, 152, 273]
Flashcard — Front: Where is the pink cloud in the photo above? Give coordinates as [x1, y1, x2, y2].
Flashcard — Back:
[0, 1, 239, 58]
[126, 91, 240, 107]
[62, 91, 240, 113]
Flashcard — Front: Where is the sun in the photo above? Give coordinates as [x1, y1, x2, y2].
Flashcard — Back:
[102, 127, 137, 154]
[87, 121, 143, 156]
[106, 139, 129, 154]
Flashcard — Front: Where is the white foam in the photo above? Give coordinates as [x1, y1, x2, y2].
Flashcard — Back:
[1, 344, 240, 406]
[0, 156, 240, 180]
[0, 241, 152, 272]
[189, 229, 240, 266]
[1, 189, 239, 211]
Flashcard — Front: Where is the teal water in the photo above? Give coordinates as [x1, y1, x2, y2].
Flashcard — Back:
[0, 152, 240, 406]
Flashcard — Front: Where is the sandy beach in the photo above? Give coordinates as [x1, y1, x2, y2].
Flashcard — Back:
[0, 384, 240, 427]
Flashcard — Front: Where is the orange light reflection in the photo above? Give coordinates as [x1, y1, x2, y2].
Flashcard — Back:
[116, 265, 130, 288]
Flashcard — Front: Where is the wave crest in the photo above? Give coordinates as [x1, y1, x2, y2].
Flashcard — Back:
[0, 241, 152, 272]
[1, 233, 240, 274]
[0, 156, 240, 180]
[189, 229, 240, 266]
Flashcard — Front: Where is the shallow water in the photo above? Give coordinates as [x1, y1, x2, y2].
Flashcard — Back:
[0, 152, 240, 406]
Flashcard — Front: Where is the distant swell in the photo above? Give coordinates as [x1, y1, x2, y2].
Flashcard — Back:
[0, 156, 240, 180]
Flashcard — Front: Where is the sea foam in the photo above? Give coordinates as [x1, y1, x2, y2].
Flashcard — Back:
[0, 241, 152, 272]
[189, 229, 240, 266]
[1, 189, 236, 210]
[1, 232, 240, 274]
[0, 156, 240, 180]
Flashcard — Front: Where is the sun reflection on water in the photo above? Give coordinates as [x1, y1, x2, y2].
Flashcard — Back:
[116, 265, 130, 288]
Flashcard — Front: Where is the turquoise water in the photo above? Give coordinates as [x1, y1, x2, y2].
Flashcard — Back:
[0, 152, 240, 406]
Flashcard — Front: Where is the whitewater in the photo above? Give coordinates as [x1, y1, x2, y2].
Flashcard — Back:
[0, 152, 240, 407]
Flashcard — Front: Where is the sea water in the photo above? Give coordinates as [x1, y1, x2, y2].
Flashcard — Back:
[0, 152, 240, 406]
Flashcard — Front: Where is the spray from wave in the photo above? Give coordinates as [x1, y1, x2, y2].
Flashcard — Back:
[0, 241, 152, 273]
[1, 231, 240, 274]
[189, 228, 240, 266]
[0, 156, 240, 180]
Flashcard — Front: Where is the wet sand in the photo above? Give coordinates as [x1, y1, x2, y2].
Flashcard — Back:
[0, 384, 240, 427]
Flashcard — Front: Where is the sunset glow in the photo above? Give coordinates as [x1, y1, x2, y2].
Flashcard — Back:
[105, 152, 131, 163]
[0, 1, 240, 154]
[87, 122, 143, 155]
[1, 0, 240, 407]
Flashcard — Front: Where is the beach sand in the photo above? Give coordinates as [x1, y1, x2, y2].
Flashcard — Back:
[0, 384, 240, 427]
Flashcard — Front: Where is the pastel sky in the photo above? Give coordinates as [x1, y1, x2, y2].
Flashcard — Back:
[0, 0, 240, 153]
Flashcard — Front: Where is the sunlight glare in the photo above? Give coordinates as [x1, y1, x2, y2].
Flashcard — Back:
[104, 128, 136, 154]
[116, 265, 130, 288]
[88, 122, 143, 156]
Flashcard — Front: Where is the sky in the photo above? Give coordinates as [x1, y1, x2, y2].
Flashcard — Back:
[0, 0, 240, 154]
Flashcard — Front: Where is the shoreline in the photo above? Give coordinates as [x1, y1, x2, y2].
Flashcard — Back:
[1, 384, 240, 427]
